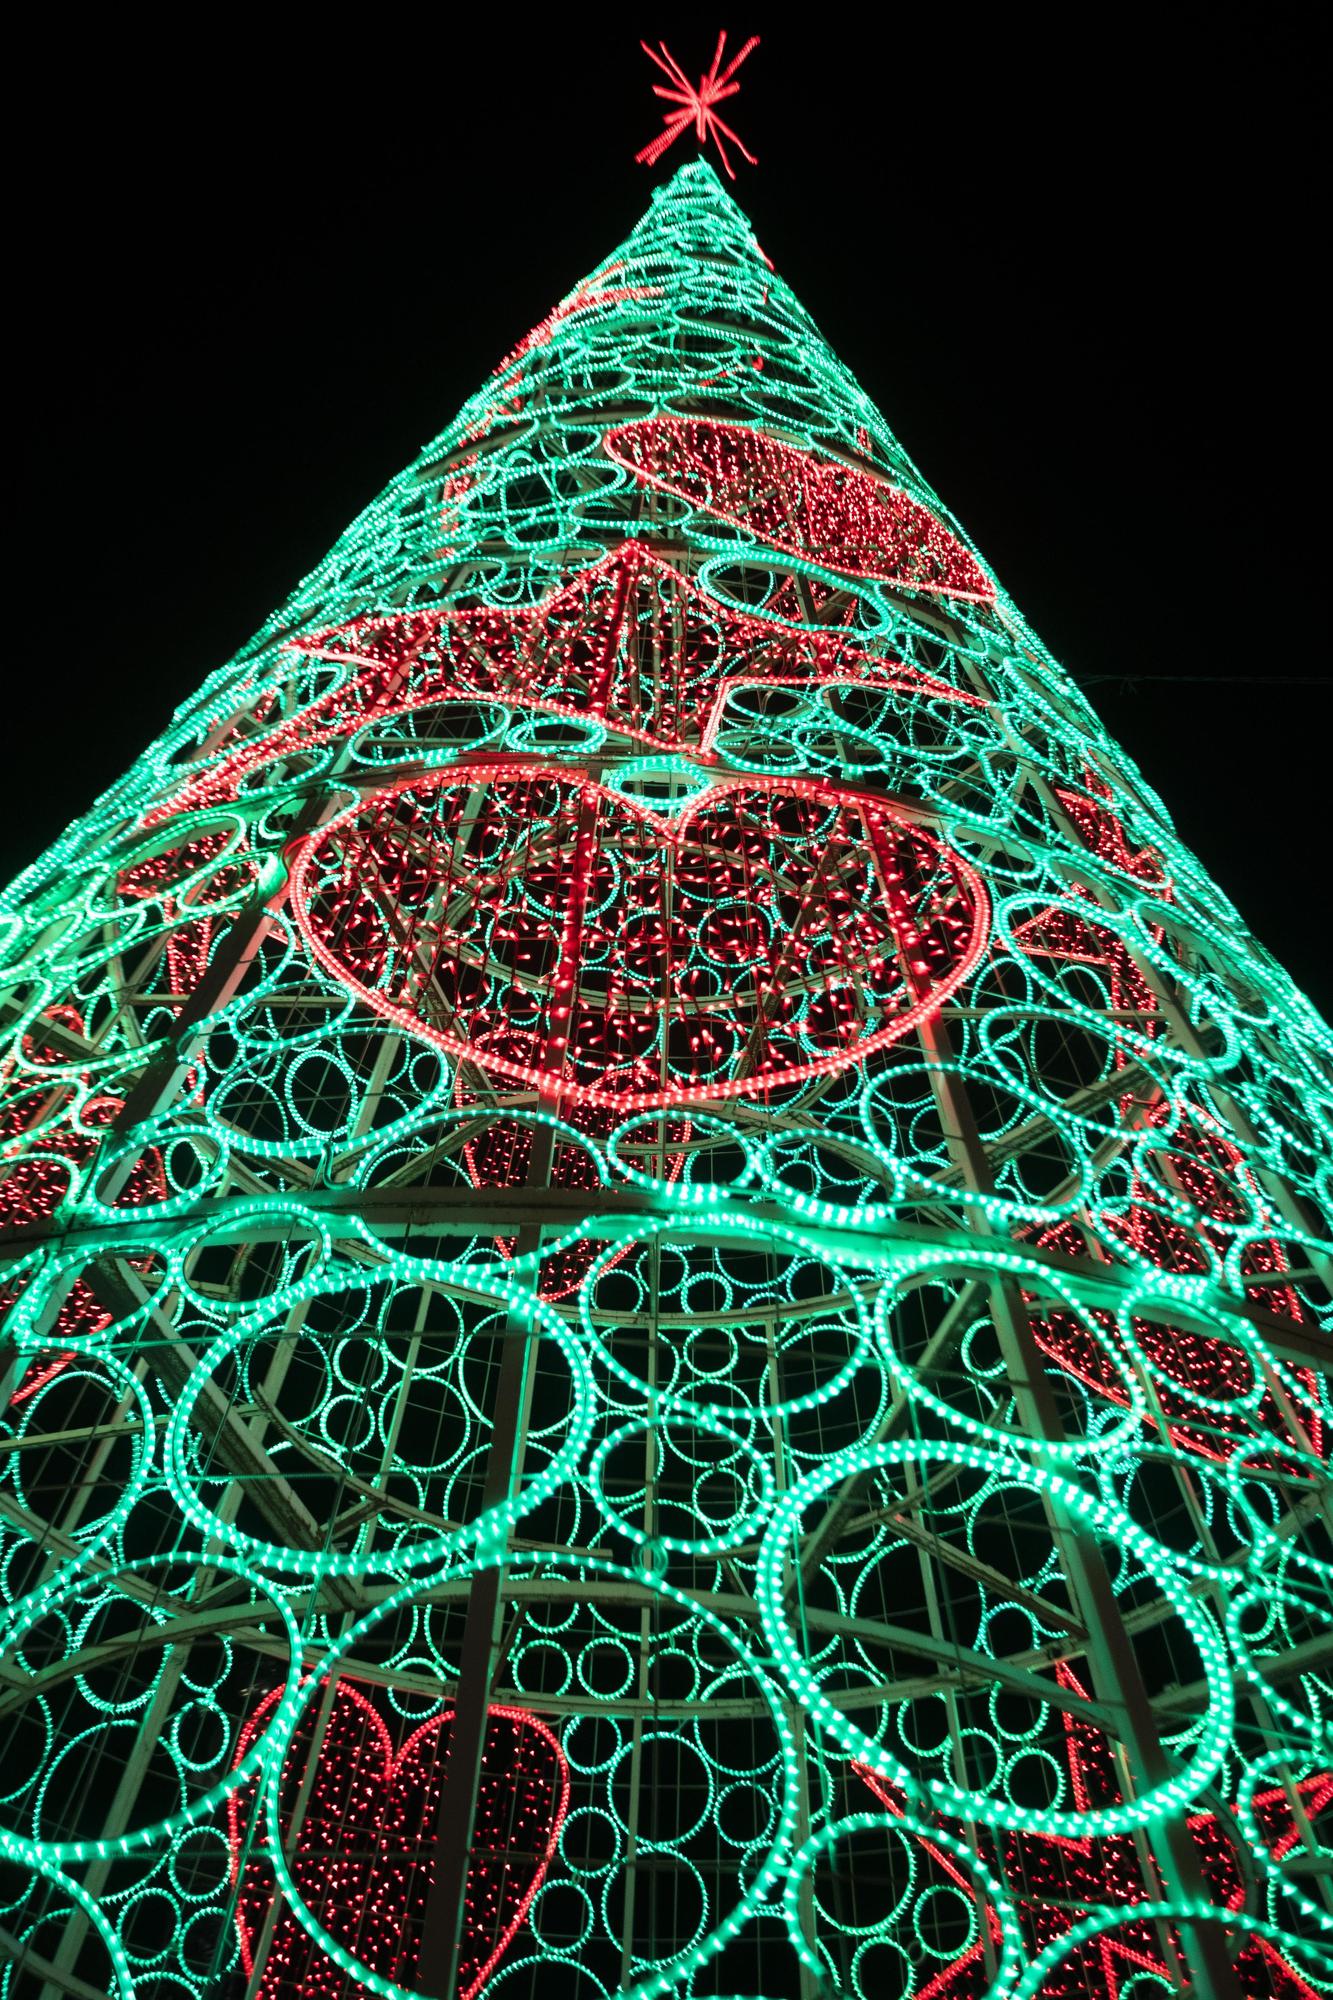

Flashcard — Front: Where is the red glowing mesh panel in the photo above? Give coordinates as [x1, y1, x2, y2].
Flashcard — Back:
[453, 1095, 686, 1300]
[229, 1684, 568, 2000]
[117, 828, 255, 1002]
[1, 1030, 166, 1404]
[855, 1676, 1331, 2000]
[603, 419, 995, 601]
[1004, 766, 1326, 1465]
[154, 542, 982, 823]
[1031, 1095, 1326, 1469]
[1010, 770, 1169, 1092]
[1053, 772, 1169, 889]
[289, 765, 989, 1113]
[1027, 1279, 1324, 1470]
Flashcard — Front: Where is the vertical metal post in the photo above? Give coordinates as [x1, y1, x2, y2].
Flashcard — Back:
[765, 1285, 822, 2000]
[615, 1230, 659, 1987]
[899, 1459, 1002, 1986]
[415, 1123, 554, 1998]
[864, 816, 1243, 2000]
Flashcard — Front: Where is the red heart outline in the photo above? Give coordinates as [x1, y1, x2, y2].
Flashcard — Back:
[229, 1681, 569, 1999]
[289, 762, 990, 1114]
[852, 1680, 1333, 2000]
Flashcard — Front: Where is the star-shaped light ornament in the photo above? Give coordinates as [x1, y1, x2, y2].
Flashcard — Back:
[635, 31, 759, 181]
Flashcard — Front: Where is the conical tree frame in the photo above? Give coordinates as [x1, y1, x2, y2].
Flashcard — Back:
[1, 162, 1329, 2000]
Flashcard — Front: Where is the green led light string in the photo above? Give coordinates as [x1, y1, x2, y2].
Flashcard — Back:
[0, 161, 1329, 1999]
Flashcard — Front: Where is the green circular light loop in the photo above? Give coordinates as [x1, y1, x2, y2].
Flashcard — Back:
[757, 1438, 1235, 1837]
[3, 1231, 175, 1351]
[605, 1109, 762, 1205]
[0, 1553, 302, 1863]
[1225, 1582, 1329, 1747]
[588, 1407, 774, 1556]
[163, 1266, 593, 1576]
[2, 162, 1330, 1995]
[872, 1251, 1149, 1459]
[782, 1806, 1022, 1997]
[576, 1213, 877, 1421]
[1115, 1279, 1270, 1419]
[1225, 1436, 1333, 1586]
[504, 708, 608, 754]
[256, 1550, 801, 2000]
[1, 1348, 154, 1584]
[0, 1849, 135, 1998]
[693, 544, 894, 635]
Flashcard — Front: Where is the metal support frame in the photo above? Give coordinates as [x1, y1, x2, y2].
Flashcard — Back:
[871, 797, 1247, 2000]
[416, 1127, 554, 1998]
[3, 441, 1328, 2000]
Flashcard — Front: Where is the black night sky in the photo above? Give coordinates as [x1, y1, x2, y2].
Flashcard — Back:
[12, 11, 1328, 1012]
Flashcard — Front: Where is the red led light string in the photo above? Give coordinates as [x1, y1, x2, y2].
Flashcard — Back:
[697, 667, 982, 756]
[1055, 769, 1170, 891]
[634, 33, 760, 182]
[287, 764, 989, 1114]
[855, 1700, 1332, 2000]
[228, 1680, 568, 1998]
[1029, 1088, 1326, 1468]
[467, 268, 666, 452]
[2, 1081, 165, 1403]
[152, 542, 983, 827]
[7, 162, 1329, 2000]
[604, 420, 995, 602]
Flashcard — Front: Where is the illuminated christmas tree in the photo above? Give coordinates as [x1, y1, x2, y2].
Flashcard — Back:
[2, 150, 1330, 2000]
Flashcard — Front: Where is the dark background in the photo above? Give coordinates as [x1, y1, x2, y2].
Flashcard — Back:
[12, 9, 1328, 1011]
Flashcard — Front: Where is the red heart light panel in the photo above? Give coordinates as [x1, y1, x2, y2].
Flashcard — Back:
[229, 1685, 568, 2000]
[288, 764, 989, 1113]
[853, 1715, 1331, 2000]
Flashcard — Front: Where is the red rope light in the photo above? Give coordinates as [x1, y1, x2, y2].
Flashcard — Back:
[229, 1682, 569, 1998]
[634, 32, 760, 182]
[855, 1717, 1332, 2000]
[153, 540, 981, 826]
[289, 764, 990, 1114]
